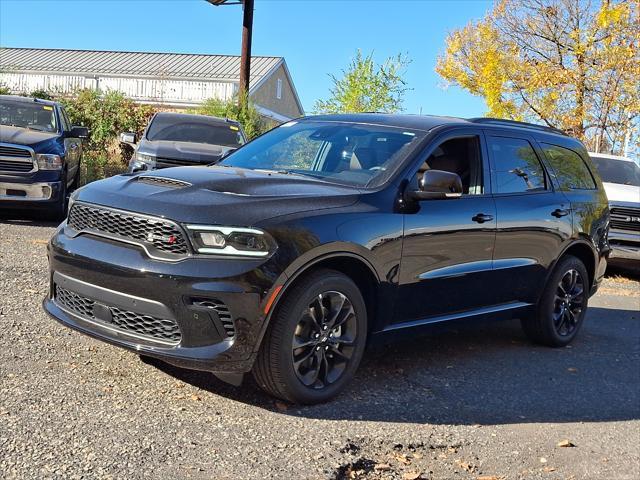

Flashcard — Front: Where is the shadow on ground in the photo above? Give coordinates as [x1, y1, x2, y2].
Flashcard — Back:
[151, 304, 639, 426]
[0, 209, 61, 228]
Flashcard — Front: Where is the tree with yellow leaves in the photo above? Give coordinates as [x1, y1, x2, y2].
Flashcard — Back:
[436, 0, 639, 154]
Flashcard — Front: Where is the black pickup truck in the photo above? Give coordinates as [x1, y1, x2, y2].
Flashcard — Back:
[0, 95, 88, 218]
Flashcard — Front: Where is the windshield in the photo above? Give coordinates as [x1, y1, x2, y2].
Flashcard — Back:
[0, 100, 58, 133]
[219, 120, 426, 187]
[591, 156, 640, 187]
[146, 114, 244, 147]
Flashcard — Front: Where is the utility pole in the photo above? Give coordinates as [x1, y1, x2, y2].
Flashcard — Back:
[238, 0, 254, 106]
[205, 0, 255, 108]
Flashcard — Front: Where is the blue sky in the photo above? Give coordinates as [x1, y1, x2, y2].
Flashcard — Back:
[0, 0, 492, 117]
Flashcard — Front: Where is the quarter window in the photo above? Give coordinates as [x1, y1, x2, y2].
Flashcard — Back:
[488, 137, 546, 194]
[542, 143, 596, 190]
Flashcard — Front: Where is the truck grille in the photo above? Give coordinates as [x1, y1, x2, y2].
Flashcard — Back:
[67, 203, 189, 256]
[156, 157, 203, 168]
[610, 207, 640, 232]
[55, 285, 181, 344]
[0, 143, 35, 173]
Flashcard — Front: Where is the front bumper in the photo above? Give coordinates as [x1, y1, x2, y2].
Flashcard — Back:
[608, 229, 640, 262]
[44, 225, 280, 373]
[0, 181, 63, 206]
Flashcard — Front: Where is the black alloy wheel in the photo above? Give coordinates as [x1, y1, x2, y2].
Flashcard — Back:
[521, 255, 589, 347]
[291, 291, 358, 389]
[253, 269, 367, 404]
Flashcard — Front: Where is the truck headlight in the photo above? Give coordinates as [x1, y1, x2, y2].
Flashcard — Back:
[36, 154, 63, 170]
[129, 151, 156, 172]
[185, 225, 275, 257]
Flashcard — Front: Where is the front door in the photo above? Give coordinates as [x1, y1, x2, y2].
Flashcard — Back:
[394, 130, 497, 324]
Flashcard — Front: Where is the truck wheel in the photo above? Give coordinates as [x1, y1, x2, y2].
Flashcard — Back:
[253, 269, 367, 404]
[521, 255, 589, 347]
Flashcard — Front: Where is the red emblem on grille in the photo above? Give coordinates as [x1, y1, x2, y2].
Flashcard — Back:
[167, 235, 176, 244]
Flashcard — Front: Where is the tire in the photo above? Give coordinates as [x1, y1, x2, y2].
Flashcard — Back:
[253, 269, 368, 404]
[521, 255, 589, 347]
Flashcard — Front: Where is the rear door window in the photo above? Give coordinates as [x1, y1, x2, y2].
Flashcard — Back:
[488, 136, 546, 194]
[541, 143, 596, 190]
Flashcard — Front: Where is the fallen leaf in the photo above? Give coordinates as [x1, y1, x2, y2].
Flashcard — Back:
[31, 239, 48, 245]
[191, 394, 201, 401]
[403, 472, 422, 480]
[394, 453, 411, 465]
[477, 476, 501, 480]
[540, 457, 548, 463]
[557, 439, 575, 448]
[543, 466, 556, 472]
[274, 401, 288, 412]
[374, 463, 392, 471]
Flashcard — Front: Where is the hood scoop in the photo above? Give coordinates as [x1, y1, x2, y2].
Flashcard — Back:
[137, 176, 192, 188]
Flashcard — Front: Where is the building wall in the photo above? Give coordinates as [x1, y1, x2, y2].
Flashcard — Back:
[251, 65, 302, 119]
[0, 72, 237, 107]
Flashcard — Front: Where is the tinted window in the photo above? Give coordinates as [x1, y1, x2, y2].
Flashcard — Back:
[542, 144, 596, 190]
[488, 136, 546, 193]
[590, 156, 640, 187]
[220, 121, 425, 187]
[146, 114, 244, 147]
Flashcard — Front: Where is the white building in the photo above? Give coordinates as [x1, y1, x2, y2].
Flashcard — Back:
[0, 47, 304, 122]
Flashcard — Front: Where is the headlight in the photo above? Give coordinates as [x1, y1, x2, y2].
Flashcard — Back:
[129, 151, 156, 172]
[36, 154, 63, 170]
[185, 225, 275, 257]
[135, 152, 156, 163]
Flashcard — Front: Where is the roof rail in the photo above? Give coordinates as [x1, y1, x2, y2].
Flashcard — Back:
[468, 117, 567, 136]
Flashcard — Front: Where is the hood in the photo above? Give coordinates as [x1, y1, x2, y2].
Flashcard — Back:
[0, 125, 60, 147]
[603, 182, 640, 204]
[75, 166, 360, 225]
[139, 139, 234, 165]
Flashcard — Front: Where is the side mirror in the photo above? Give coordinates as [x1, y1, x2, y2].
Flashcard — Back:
[120, 132, 137, 145]
[218, 147, 237, 162]
[69, 126, 89, 139]
[409, 169, 463, 201]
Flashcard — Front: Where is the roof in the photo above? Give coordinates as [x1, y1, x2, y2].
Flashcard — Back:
[0, 47, 282, 82]
[304, 113, 573, 140]
[153, 111, 239, 125]
[0, 94, 59, 107]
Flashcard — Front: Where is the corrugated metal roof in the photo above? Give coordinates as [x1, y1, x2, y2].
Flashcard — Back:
[0, 47, 283, 82]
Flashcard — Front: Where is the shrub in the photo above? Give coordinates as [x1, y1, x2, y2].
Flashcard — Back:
[193, 94, 270, 140]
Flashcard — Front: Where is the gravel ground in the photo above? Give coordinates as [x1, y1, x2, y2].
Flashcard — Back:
[1, 216, 639, 480]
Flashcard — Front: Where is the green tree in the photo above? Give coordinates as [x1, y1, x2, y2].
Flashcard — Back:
[436, 0, 639, 154]
[314, 50, 411, 114]
[194, 94, 268, 140]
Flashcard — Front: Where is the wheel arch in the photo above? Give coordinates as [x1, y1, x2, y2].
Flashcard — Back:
[551, 240, 598, 292]
[255, 250, 382, 355]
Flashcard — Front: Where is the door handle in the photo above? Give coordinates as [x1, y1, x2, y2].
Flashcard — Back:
[552, 208, 570, 218]
[472, 213, 494, 223]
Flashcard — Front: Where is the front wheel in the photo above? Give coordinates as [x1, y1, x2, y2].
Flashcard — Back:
[253, 269, 367, 404]
[521, 255, 589, 347]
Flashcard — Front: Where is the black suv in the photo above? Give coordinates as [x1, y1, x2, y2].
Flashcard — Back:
[0, 95, 88, 217]
[44, 114, 609, 403]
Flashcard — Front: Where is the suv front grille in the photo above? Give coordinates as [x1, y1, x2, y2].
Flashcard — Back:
[610, 207, 640, 232]
[55, 286, 181, 344]
[67, 203, 189, 256]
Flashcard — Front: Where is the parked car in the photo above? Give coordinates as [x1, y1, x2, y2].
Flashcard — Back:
[589, 153, 639, 263]
[0, 95, 88, 217]
[44, 114, 610, 404]
[121, 112, 246, 173]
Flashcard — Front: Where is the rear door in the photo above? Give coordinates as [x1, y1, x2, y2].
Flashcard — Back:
[487, 133, 573, 306]
[394, 128, 497, 324]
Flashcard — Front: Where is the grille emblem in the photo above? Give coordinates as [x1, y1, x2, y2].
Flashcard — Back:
[146, 232, 177, 244]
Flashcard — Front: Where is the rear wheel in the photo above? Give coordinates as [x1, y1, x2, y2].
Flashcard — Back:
[253, 269, 367, 404]
[521, 255, 589, 347]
